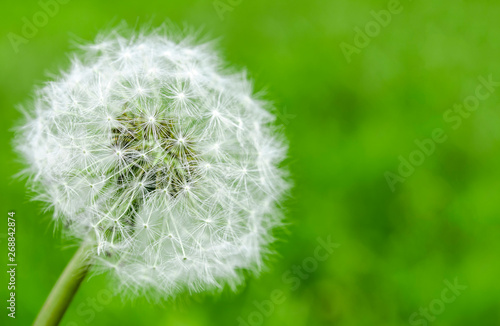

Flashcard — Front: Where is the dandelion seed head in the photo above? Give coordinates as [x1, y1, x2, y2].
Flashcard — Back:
[15, 27, 289, 299]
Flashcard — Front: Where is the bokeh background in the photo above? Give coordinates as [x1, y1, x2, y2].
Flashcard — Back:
[2, 0, 500, 325]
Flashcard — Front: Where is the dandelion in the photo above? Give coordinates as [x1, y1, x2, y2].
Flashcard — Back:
[16, 26, 288, 325]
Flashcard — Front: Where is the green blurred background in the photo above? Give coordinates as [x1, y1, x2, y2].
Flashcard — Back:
[2, 0, 500, 325]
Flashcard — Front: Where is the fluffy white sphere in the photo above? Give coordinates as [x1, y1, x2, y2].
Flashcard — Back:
[16, 28, 288, 298]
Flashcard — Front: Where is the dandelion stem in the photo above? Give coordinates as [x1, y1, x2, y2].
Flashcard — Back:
[33, 243, 92, 326]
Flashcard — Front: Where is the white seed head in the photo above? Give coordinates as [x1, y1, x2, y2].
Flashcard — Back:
[15, 28, 289, 299]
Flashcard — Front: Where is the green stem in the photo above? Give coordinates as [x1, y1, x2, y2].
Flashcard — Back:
[33, 243, 92, 326]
